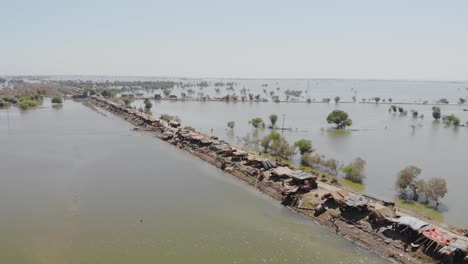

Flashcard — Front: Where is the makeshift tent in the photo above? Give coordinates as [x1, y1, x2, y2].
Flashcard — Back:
[422, 227, 454, 245]
[272, 167, 293, 177]
[261, 160, 276, 170]
[298, 192, 321, 209]
[290, 171, 315, 181]
[343, 194, 369, 208]
[385, 216, 429, 231]
[369, 206, 397, 222]
[329, 189, 350, 206]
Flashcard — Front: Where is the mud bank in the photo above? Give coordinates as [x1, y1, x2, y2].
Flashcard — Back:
[88, 96, 468, 264]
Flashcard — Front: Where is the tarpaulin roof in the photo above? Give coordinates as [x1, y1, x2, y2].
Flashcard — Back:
[261, 160, 276, 170]
[298, 193, 321, 209]
[385, 216, 429, 231]
[422, 227, 454, 245]
[449, 241, 468, 252]
[290, 171, 314, 180]
[330, 190, 350, 205]
[272, 167, 293, 176]
[343, 193, 369, 208]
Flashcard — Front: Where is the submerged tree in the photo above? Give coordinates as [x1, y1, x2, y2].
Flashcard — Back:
[334, 96, 340, 104]
[432, 106, 441, 120]
[227, 121, 235, 130]
[250, 117, 264, 128]
[326, 110, 352, 129]
[342, 157, 366, 183]
[144, 98, 152, 111]
[294, 139, 313, 155]
[427, 177, 447, 208]
[269, 114, 278, 127]
[395, 165, 422, 200]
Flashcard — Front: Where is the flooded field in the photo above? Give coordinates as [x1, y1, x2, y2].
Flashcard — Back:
[138, 99, 468, 228]
[0, 101, 388, 263]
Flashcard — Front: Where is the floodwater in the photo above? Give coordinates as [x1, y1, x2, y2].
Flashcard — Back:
[137, 98, 468, 228]
[0, 100, 388, 263]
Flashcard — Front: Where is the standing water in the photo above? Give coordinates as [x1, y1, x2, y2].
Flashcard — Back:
[0, 101, 388, 263]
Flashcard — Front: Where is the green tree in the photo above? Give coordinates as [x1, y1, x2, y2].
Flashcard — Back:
[395, 166, 422, 200]
[101, 89, 112, 98]
[51, 96, 63, 104]
[144, 99, 152, 111]
[432, 106, 441, 120]
[334, 96, 340, 104]
[250, 117, 264, 128]
[342, 157, 366, 183]
[260, 131, 280, 151]
[227, 121, 235, 129]
[163, 89, 172, 97]
[326, 110, 352, 129]
[123, 98, 132, 107]
[374, 97, 381, 103]
[294, 139, 313, 155]
[269, 114, 278, 127]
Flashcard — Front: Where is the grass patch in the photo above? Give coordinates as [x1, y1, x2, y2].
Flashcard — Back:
[394, 198, 444, 222]
[338, 178, 365, 193]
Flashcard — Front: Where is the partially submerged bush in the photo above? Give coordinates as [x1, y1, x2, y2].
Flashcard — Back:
[250, 117, 265, 128]
[294, 139, 313, 155]
[342, 157, 366, 183]
[18, 98, 40, 110]
[51, 96, 63, 104]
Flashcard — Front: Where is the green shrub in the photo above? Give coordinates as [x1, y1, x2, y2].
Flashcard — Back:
[51, 96, 63, 104]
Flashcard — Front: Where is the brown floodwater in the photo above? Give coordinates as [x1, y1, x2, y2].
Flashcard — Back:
[0, 100, 388, 263]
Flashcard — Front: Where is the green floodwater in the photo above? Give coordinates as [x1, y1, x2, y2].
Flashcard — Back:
[0, 100, 388, 263]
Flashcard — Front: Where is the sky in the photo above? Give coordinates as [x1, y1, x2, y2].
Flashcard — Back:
[0, 0, 467, 80]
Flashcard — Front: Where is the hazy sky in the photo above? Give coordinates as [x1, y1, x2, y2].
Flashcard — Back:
[1, 0, 467, 80]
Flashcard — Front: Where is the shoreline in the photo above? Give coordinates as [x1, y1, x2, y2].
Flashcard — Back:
[88, 96, 468, 264]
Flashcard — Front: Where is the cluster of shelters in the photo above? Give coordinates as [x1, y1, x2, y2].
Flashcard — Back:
[159, 127, 319, 201]
[299, 186, 468, 263]
[385, 216, 468, 262]
[92, 96, 161, 128]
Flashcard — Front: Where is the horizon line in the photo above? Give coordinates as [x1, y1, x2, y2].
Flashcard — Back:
[1, 74, 468, 84]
